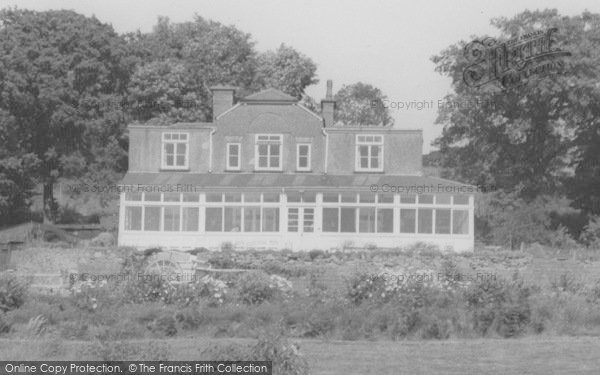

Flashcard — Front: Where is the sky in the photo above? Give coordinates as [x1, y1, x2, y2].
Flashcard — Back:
[0, 0, 597, 153]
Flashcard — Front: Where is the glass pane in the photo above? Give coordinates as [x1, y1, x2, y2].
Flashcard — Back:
[163, 193, 180, 202]
[258, 156, 268, 168]
[145, 192, 161, 201]
[378, 194, 394, 203]
[163, 206, 180, 231]
[229, 156, 238, 168]
[125, 207, 142, 230]
[165, 143, 174, 154]
[229, 144, 239, 156]
[435, 209, 451, 234]
[288, 208, 299, 232]
[224, 193, 242, 202]
[419, 195, 433, 204]
[303, 208, 314, 232]
[454, 195, 469, 205]
[166, 155, 174, 166]
[125, 192, 142, 201]
[341, 207, 357, 232]
[144, 207, 161, 231]
[418, 208, 433, 233]
[205, 207, 223, 231]
[359, 193, 375, 203]
[359, 145, 369, 157]
[436, 195, 451, 204]
[176, 143, 186, 155]
[270, 155, 280, 168]
[303, 192, 316, 203]
[359, 207, 376, 233]
[341, 193, 357, 203]
[287, 192, 301, 203]
[176, 155, 186, 166]
[183, 193, 199, 202]
[244, 192, 261, 202]
[182, 207, 199, 231]
[400, 209, 416, 233]
[323, 208, 339, 232]
[262, 207, 279, 232]
[224, 207, 242, 232]
[263, 193, 280, 202]
[377, 208, 393, 233]
[244, 207, 261, 232]
[400, 195, 416, 204]
[453, 210, 469, 234]
[258, 144, 268, 156]
[206, 193, 222, 202]
[323, 193, 338, 203]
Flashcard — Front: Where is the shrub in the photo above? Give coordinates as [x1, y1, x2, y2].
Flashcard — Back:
[308, 249, 324, 261]
[251, 331, 310, 375]
[0, 272, 27, 313]
[236, 272, 291, 305]
[0, 313, 11, 335]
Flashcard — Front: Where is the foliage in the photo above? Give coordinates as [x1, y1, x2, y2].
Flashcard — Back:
[580, 216, 600, 248]
[236, 271, 291, 305]
[0, 273, 28, 313]
[334, 82, 393, 126]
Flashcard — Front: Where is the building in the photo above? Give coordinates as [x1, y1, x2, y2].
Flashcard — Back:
[118, 81, 475, 252]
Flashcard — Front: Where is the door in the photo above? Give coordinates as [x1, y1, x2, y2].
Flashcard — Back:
[287, 207, 315, 235]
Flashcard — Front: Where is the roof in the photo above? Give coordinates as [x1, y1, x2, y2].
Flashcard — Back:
[120, 173, 478, 194]
[241, 88, 298, 103]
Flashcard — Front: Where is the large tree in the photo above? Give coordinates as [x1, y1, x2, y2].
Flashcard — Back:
[0, 9, 134, 222]
[431, 10, 600, 203]
[334, 82, 393, 126]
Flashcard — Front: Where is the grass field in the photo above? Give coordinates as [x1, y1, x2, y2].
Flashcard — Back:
[2, 336, 600, 374]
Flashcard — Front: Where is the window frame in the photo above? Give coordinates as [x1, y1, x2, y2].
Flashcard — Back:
[226, 143, 241, 171]
[296, 143, 311, 171]
[255, 134, 283, 171]
[355, 134, 384, 172]
[161, 132, 189, 170]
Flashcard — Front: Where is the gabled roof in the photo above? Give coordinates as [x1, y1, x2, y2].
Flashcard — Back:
[241, 88, 298, 103]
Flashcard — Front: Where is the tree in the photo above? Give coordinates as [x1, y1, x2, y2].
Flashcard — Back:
[0, 9, 134, 222]
[253, 44, 318, 98]
[334, 83, 393, 126]
[431, 10, 600, 200]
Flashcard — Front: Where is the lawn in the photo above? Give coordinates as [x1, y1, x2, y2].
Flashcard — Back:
[1, 337, 600, 374]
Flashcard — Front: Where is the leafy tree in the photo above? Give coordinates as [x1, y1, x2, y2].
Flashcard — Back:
[431, 10, 600, 200]
[334, 82, 393, 126]
[0, 9, 134, 222]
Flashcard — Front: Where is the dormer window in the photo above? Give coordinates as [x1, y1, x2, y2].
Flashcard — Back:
[162, 132, 189, 170]
[227, 143, 241, 171]
[296, 144, 311, 171]
[356, 135, 383, 172]
[255, 134, 282, 171]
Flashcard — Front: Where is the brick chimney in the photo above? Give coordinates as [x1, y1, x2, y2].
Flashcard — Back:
[321, 80, 335, 127]
[210, 85, 236, 120]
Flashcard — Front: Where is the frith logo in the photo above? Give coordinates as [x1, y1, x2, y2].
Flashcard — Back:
[463, 28, 571, 89]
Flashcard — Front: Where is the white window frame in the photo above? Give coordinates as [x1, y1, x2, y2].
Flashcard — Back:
[355, 134, 384, 172]
[226, 143, 241, 171]
[255, 134, 283, 171]
[296, 143, 311, 171]
[161, 132, 189, 170]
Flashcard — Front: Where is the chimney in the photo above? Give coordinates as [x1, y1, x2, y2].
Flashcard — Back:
[210, 85, 236, 120]
[321, 80, 335, 127]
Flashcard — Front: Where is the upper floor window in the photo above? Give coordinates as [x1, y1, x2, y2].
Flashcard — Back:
[255, 134, 282, 171]
[356, 135, 383, 172]
[296, 144, 311, 171]
[162, 132, 188, 170]
[227, 143, 241, 171]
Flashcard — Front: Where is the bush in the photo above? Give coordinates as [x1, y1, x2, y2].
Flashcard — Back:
[0, 272, 27, 313]
[236, 272, 291, 305]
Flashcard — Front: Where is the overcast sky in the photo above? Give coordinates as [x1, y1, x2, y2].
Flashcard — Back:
[0, 0, 597, 153]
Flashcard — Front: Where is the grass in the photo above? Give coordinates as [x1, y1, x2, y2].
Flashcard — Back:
[1, 337, 600, 374]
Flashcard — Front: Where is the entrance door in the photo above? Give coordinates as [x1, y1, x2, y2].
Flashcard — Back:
[287, 207, 315, 234]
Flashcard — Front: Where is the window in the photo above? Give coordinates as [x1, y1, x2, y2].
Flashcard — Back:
[163, 206, 180, 231]
[145, 193, 161, 201]
[262, 207, 280, 232]
[296, 144, 311, 171]
[224, 207, 242, 232]
[303, 208, 314, 232]
[244, 207, 261, 232]
[453, 210, 469, 234]
[400, 209, 416, 233]
[435, 209, 451, 234]
[359, 207, 376, 233]
[419, 195, 434, 204]
[227, 143, 241, 170]
[125, 207, 142, 230]
[341, 207, 357, 232]
[356, 135, 383, 171]
[288, 208, 299, 232]
[323, 193, 339, 203]
[288, 208, 313, 233]
[205, 207, 223, 231]
[162, 132, 188, 169]
[144, 207, 161, 231]
[418, 208, 433, 234]
[164, 193, 180, 202]
[182, 207, 199, 231]
[377, 209, 394, 233]
[437, 195, 451, 204]
[183, 193, 199, 202]
[378, 194, 394, 204]
[255, 134, 282, 171]
[454, 195, 469, 205]
[125, 192, 142, 201]
[400, 195, 416, 204]
[323, 208, 339, 232]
